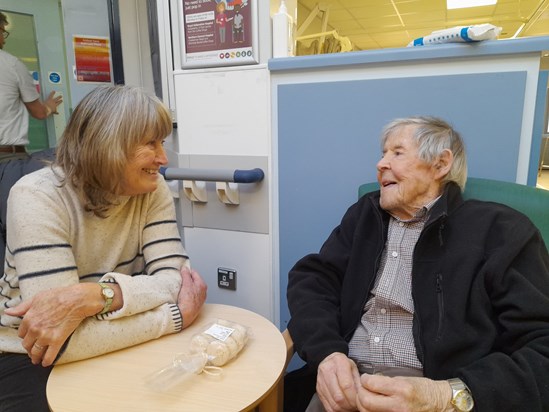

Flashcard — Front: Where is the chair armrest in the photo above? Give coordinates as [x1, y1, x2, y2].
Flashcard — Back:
[282, 328, 294, 370]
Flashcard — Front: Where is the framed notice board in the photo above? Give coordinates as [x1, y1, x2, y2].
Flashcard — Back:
[179, 0, 259, 69]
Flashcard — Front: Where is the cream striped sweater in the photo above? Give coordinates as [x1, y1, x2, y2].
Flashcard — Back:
[0, 166, 189, 364]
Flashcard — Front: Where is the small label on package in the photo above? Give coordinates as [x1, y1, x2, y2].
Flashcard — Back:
[203, 323, 235, 342]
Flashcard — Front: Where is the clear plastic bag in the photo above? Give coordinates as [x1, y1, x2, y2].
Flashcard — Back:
[144, 350, 220, 391]
[145, 319, 250, 391]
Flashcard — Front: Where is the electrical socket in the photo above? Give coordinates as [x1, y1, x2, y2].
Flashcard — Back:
[217, 267, 236, 291]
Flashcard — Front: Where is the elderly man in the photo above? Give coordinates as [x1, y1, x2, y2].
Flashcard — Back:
[285, 116, 549, 412]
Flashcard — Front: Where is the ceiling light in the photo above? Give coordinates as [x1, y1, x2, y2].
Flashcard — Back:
[447, 0, 497, 10]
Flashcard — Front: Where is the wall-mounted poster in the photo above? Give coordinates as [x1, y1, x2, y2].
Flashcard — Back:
[73, 35, 112, 83]
[180, 0, 258, 68]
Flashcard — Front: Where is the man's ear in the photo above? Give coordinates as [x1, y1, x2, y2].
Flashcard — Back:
[434, 149, 453, 179]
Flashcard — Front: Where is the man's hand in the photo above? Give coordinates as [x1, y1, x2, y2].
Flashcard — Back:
[45, 90, 63, 115]
[316, 352, 362, 412]
[4, 284, 98, 367]
[177, 267, 207, 328]
[356, 374, 453, 412]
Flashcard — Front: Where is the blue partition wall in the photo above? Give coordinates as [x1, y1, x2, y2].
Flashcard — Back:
[277, 71, 528, 341]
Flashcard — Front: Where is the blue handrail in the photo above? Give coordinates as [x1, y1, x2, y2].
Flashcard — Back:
[160, 167, 264, 184]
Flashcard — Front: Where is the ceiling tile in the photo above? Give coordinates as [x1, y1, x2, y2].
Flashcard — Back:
[347, 4, 400, 19]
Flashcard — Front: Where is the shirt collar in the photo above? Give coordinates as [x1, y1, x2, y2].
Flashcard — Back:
[392, 195, 441, 223]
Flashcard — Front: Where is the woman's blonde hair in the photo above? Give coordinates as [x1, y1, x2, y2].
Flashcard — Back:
[380, 116, 468, 191]
[55, 85, 172, 216]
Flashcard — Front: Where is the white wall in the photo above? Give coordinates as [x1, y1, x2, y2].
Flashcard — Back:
[118, 0, 155, 94]
[158, 2, 279, 324]
[171, 68, 274, 320]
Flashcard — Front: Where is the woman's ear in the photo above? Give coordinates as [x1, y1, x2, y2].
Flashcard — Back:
[434, 149, 453, 179]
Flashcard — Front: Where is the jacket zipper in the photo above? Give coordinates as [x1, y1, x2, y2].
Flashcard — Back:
[435, 273, 444, 340]
[412, 214, 447, 358]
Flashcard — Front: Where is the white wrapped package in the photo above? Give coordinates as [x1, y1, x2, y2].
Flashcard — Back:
[190, 319, 250, 367]
[408, 24, 502, 47]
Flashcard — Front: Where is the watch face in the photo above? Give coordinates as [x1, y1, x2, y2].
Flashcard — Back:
[454, 390, 474, 411]
[103, 288, 115, 298]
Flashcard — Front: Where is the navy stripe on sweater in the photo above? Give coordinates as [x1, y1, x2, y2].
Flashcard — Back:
[19, 266, 78, 281]
[142, 238, 182, 250]
[144, 220, 178, 230]
[145, 254, 189, 269]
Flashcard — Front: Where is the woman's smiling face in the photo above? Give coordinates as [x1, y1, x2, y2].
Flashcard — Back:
[120, 138, 168, 196]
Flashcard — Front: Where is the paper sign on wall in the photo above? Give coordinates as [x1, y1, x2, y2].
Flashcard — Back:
[180, 0, 258, 68]
[73, 35, 112, 83]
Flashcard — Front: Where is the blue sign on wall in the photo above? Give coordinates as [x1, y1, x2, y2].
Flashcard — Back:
[48, 71, 61, 84]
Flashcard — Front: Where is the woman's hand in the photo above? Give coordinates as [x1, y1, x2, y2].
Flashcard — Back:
[356, 374, 453, 412]
[316, 352, 362, 412]
[4, 283, 103, 367]
[177, 267, 207, 328]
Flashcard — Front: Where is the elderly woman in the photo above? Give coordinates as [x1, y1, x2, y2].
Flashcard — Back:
[0, 85, 207, 411]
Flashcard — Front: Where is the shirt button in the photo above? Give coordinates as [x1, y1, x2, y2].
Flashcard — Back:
[374, 337, 380, 343]
[391, 251, 398, 258]
[399, 222, 404, 227]
[380, 308, 387, 314]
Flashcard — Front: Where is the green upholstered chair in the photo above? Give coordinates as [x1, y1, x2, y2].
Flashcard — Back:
[283, 177, 549, 407]
[358, 177, 549, 245]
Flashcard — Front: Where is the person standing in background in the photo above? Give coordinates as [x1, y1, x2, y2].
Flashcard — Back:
[0, 10, 62, 162]
[0, 10, 64, 266]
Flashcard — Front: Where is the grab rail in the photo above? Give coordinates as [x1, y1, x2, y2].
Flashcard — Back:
[160, 167, 264, 184]
[160, 167, 265, 205]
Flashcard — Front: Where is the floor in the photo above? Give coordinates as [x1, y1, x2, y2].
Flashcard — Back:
[537, 170, 549, 191]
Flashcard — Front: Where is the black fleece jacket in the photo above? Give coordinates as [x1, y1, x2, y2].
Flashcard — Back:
[287, 182, 549, 412]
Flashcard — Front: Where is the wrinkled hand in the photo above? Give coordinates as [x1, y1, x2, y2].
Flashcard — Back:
[4, 284, 93, 367]
[356, 374, 452, 412]
[178, 267, 207, 328]
[316, 352, 362, 412]
[45, 91, 63, 114]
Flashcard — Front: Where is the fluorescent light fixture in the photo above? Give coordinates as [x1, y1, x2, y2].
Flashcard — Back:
[447, 0, 497, 9]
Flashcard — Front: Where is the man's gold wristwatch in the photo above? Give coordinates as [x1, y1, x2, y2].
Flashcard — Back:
[448, 378, 474, 411]
[98, 283, 115, 315]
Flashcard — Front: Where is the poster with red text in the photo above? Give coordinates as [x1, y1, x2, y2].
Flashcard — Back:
[73, 36, 112, 83]
[180, 0, 258, 68]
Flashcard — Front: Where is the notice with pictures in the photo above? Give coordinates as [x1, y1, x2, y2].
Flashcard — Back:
[180, 0, 258, 68]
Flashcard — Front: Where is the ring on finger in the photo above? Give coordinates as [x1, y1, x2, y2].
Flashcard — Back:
[33, 343, 45, 351]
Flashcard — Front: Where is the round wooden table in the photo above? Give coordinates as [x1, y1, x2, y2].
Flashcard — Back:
[47, 304, 286, 411]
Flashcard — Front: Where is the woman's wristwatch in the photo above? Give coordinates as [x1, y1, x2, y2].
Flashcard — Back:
[448, 378, 474, 411]
[98, 283, 115, 315]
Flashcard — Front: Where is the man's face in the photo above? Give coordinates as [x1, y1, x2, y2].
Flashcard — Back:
[376, 125, 443, 220]
[0, 25, 6, 49]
